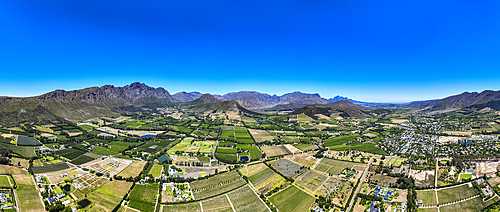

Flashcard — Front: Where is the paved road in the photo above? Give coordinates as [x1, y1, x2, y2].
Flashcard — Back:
[346, 157, 373, 212]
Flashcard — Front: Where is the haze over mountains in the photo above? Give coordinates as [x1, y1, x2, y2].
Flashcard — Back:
[1, 82, 500, 126]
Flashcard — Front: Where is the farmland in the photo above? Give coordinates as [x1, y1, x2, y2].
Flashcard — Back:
[268, 159, 307, 179]
[227, 185, 269, 212]
[436, 183, 479, 205]
[128, 183, 159, 212]
[190, 170, 246, 199]
[70, 152, 102, 165]
[88, 180, 133, 211]
[315, 158, 365, 175]
[148, 163, 163, 178]
[14, 175, 45, 212]
[416, 190, 438, 206]
[254, 173, 287, 194]
[239, 163, 275, 185]
[0, 143, 36, 158]
[295, 170, 328, 192]
[117, 161, 147, 178]
[269, 185, 315, 212]
[32, 162, 71, 174]
[249, 129, 277, 143]
[55, 148, 87, 160]
[0, 176, 11, 188]
[261, 145, 290, 157]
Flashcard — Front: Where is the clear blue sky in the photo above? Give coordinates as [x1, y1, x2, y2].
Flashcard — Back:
[1, 1, 499, 102]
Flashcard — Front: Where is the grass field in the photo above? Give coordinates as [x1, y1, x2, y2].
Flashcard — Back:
[269, 185, 315, 212]
[227, 185, 269, 212]
[14, 175, 45, 212]
[416, 190, 438, 207]
[190, 170, 246, 199]
[118, 161, 147, 178]
[315, 158, 365, 175]
[71, 152, 102, 165]
[148, 163, 162, 178]
[0, 176, 11, 188]
[439, 195, 497, 212]
[460, 173, 473, 179]
[162, 202, 202, 212]
[128, 183, 159, 212]
[437, 183, 479, 204]
[88, 180, 133, 211]
[237, 144, 262, 161]
[79, 124, 95, 131]
[297, 113, 314, 122]
[0, 165, 28, 175]
[93, 141, 144, 155]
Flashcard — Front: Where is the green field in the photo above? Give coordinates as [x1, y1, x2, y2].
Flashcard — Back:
[88, 180, 134, 211]
[416, 190, 438, 207]
[148, 163, 162, 178]
[92, 141, 143, 155]
[32, 162, 71, 174]
[439, 195, 498, 212]
[161, 202, 202, 212]
[315, 158, 365, 175]
[460, 173, 473, 179]
[79, 124, 95, 131]
[437, 183, 479, 205]
[324, 134, 360, 147]
[0, 176, 11, 188]
[269, 185, 315, 212]
[237, 144, 262, 161]
[128, 183, 159, 212]
[0, 143, 36, 158]
[14, 175, 45, 212]
[227, 185, 269, 212]
[190, 171, 246, 199]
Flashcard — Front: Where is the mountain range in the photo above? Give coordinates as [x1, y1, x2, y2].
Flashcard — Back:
[1, 82, 500, 126]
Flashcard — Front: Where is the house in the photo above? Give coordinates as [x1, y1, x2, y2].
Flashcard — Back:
[313, 206, 325, 212]
[370, 201, 381, 212]
[0, 193, 7, 204]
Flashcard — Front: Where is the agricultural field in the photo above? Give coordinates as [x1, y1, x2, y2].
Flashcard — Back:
[316, 177, 353, 204]
[117, 161, 147, 178]
[72, 173, 108, 199]
[436, 183, 479, 205]
[315, 158, 366, 175]
[416, 190, 438, 207]
[161, 202, 202, 212]
[227, 185, 269, 212]
[439, 196, 498, 212]
[220, 126, 254, 144]
[128, 183, 159, 212]
[237, 144, 262, 161]
[293, 143, 318, 151]
[70, 152, 102, 165]
[148, 163, 163, 178]
[32, 162, 71, 174]
[0, 176, 11, 188]
[269, 185, 315, 212]
[268, 159, 307, 179]
[88, 180, 133, 211]
[323, 134, 360, 147]
[0, 165, 28, 175]
[248, 129, 277, 143]
[14, 175, 45, 212]
[297, 113, 314, 122]
[16, 135, 42, 146]
[79, 124, 95, 131]
[295, 170, 328, 192]
[254, 173, 287, 194]
[261, 145, 291, 157]
[285, 154, 317, 167]
[190, 170, 246, 199]
[55, 148, 87, 160]
[0, 143, 36, 158]
[215, 142, 238, 164]
[133, 139, 175, 154]
[92, 141, 144, 155]
[200, 194, 233, 212]
[239, 163, 275, 185]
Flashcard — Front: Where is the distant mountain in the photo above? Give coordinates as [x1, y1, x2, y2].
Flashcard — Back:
[219, 91, 329, 109]
[292, 104, 371, 119]
[407, 90, 500, 110]
[0, 82, 176, 125]
[173, 91, 203, 102]
[268, 100, 372, 112]
[328, 95, 405, 107]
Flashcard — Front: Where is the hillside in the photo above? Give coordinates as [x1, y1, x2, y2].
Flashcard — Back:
[220, 91, 329, 109]
[172, 91, 203, 102]
[407, 90, 500, 110]
[0, 82, 177, 125]
[292, 104, 371, 119]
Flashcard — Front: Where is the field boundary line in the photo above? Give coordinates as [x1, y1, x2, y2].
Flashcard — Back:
[313, 176, 330, 194]
[249, 184, 272, 212]
[226, 194, 236, 212]
[200, 201, 204, 212]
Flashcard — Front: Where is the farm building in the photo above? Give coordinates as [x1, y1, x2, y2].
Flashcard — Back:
[97, 133, 115, 139]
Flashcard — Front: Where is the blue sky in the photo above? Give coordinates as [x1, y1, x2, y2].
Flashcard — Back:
[1, 1, 499, 102]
